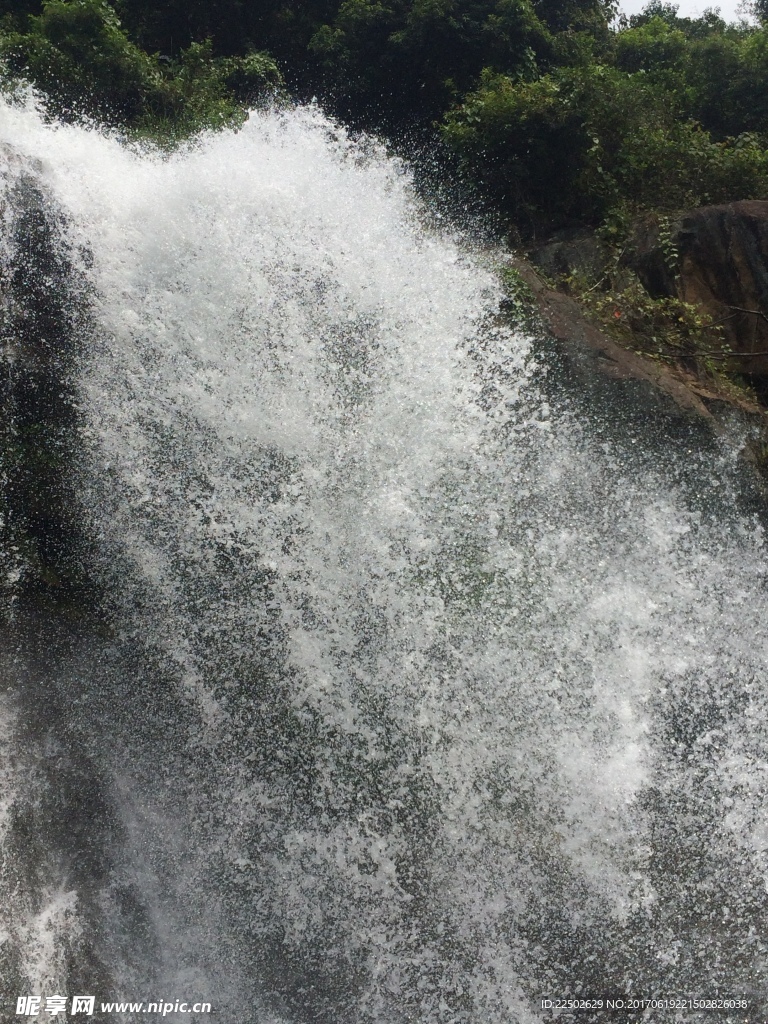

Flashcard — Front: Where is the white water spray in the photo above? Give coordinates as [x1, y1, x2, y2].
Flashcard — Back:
[1, 96, 767, 1023]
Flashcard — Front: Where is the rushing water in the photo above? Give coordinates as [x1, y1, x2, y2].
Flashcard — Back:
[1, 95, 768, 1024]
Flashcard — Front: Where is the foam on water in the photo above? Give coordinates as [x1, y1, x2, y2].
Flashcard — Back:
[1, 93, 768, 1022]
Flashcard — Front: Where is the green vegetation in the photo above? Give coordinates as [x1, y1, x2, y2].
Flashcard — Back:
[443, 62, 768, 235]
[569, 268, 756, 396]
[0, 0, 282, 135]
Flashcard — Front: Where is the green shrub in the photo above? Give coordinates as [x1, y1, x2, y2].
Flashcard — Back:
[442, 61, 768, 233]
[441, 69, 592, 229]
[0, 0, 282, 135]
[224, 50, 282, 103]
[0, 0, 163, 123]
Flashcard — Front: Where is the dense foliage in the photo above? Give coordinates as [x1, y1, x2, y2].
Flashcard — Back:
[0, 0, 282, 133]
[443, 55, 768, 234]
[1, 0, 767, 232]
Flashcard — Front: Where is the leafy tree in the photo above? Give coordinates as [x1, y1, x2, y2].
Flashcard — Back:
[441, 69, 591, 230]
[0, 0, 164, 122]
[614, 15, 688, 71]
[442, 61, 768, 233]
[308, 0, 553, 126]
[0, 0, 281, 131]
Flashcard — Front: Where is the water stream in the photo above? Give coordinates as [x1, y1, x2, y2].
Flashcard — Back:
[1, 96, 767, 1023]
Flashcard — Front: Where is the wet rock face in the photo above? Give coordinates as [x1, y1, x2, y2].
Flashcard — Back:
[630, 201, 768, 382]
[0, 174, 91, 606]
[529, 232, 608, 289]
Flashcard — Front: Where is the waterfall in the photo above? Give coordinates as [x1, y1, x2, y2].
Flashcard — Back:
[1, 94, 767, 1023]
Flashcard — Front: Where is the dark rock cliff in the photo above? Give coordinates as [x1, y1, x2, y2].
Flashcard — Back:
[630, 201, 768, 387]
